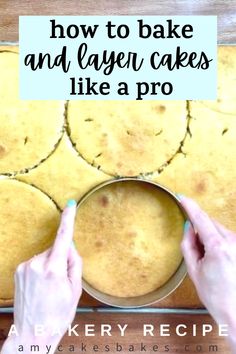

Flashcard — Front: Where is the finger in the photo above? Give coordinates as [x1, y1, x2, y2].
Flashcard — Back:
[50, 200, 77, 263]
[179, 195, 222, 248]
[181, 221, 200, 279]
[67, 245, 83, 290]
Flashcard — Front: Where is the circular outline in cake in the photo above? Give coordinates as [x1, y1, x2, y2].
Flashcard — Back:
[74, 179, 184, 298]
[18, 134, 111, 210]
[0, 50, 64, 175]
[0, 178, 60, 302]
[67, 101, 188, 177]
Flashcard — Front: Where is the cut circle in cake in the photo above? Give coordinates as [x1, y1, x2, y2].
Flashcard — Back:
[74, 180, 184, 298]
[67, 101, 187, 177]
[0, 50, 64, 174]
[154, 102, 236, 231]
[18, 134, 110, 209]
[0, 179, 60, 301]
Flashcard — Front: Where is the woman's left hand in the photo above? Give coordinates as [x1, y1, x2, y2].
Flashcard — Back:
[2, 200, 82, 354]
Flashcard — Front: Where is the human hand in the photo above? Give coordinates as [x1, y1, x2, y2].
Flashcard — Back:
[2, 200, 82, 354]
[180, 196, 236, 350]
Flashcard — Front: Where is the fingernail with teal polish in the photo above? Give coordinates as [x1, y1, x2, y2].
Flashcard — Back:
[67, 199, 77, 207]
[184, 220, 190, 233]
[72, 240, 76, 248]
[176, 193, 184, 199]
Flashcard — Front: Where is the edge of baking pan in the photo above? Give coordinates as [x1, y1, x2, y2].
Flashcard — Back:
[0, 306, 207, 314]
[0, 41, 18, 45]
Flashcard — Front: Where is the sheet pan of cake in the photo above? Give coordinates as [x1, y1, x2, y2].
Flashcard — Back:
[0, 42, 235, 313]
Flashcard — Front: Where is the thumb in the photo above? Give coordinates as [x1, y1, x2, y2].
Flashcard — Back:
[181, 221, 201, 281]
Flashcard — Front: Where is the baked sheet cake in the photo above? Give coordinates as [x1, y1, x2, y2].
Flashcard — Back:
[0, 46, 235, 307]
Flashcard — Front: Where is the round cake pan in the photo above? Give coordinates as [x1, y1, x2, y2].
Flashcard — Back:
[77, 177, 188, 308]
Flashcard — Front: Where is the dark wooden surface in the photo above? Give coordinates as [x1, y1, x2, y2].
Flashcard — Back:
[0, 313, 230, 354]
[0, 313, 232, 353]
[0, 0, 236, 43]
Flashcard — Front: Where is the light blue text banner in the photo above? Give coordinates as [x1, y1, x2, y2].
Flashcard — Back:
[19, 16, 217, 100]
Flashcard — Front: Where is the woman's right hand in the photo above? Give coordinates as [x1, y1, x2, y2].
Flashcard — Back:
[180, 196, 236, 351]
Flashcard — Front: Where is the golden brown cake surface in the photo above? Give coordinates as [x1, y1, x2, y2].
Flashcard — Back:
[18, 134, 110, 209]
[67, 101, 187, 176]
[0, 179, 60, 300]
[74, 181, 184, 298]
[198, 47, 236, 114]
[0, 50, 64, 174]
[154, 102, 236, 232]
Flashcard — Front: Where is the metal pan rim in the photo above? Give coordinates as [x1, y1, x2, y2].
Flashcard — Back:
[76, 177, 188, 308]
